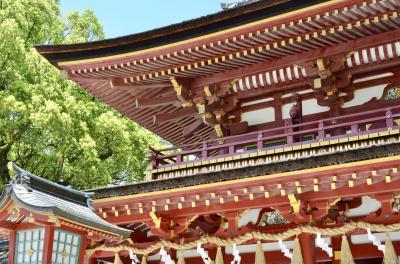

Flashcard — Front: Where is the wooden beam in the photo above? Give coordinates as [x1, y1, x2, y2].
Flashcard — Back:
[112, 78, 171, 90]
[183, 120, 204, 138]
[153, 108, 197, 124]
[135, 95, 178, 108]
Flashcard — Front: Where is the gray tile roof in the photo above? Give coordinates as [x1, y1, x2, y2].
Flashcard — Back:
[1, 163, 131, 238]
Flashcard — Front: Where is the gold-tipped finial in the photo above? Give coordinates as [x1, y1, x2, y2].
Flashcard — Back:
[7, 161, 14, 172]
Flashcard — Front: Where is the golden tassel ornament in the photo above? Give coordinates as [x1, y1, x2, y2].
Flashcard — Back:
[141, 255, 147, 264]
[215, 246, 224, 264]
[177, 250, 185, 264]
[114, 253, 123, 264]
[291, 237, 303, 264]
[383, 234, 397, 264]
[255, 241, 266, 264]
[340, 236, 355, 264]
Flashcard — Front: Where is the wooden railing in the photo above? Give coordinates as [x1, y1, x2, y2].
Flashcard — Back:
[149, 106, 400, 170]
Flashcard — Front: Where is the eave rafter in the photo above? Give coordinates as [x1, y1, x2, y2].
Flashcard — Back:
[94, 156, 400, 226]
[63, 1, 400, 85]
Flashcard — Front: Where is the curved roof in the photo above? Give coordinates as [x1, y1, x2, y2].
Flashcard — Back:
[0, 163, 131, 238]
[36, 0, 325, 64]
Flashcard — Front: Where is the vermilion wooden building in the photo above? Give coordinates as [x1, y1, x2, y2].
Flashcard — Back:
[4, 0, 400, 263]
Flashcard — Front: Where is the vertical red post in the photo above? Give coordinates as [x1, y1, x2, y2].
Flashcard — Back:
[202, 142, 208, 159]
[257, 132, 263, 150]
[299, 233, 315, 264]
[83, 256, 97, 264]
[331, 236, 342, 264]
[42, 226, 55, 263]
[78, 237, 88, 264]
[318, 120, 325, 140]
[386, 109, 393, 128]
[8, 230, 16, 264]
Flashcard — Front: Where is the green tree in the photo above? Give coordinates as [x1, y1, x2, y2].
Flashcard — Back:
[0, 0, 159, 189]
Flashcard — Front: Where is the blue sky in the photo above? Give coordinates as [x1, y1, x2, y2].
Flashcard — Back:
[60, 1, 236, 39]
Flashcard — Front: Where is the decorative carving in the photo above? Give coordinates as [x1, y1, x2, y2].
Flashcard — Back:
[26, 248, 33, 257]
[392, 195, 400, 213]
[258, 211, 287, 226]
[61, 250, 70, 257]
[7, 207, 20, 222]
[149, 211, 161, 228]
[384, 87, 400, 100]
[288, 194, 301, 213]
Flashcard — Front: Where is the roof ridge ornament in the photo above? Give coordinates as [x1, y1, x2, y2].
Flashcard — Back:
[7, 162, 30, 186]
[221, 0, 260, 10]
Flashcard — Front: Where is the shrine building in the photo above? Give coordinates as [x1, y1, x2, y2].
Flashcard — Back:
[2, 0, 400, 263]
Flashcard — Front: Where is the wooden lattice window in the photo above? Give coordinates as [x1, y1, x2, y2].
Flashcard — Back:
[51, 230, 81, 264]
[15, 228, 45, 264]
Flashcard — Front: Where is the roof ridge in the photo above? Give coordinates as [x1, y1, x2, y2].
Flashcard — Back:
[7, 162, 93, 208]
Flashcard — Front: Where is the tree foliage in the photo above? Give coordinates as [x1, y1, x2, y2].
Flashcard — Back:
[0, 0, 159, 189]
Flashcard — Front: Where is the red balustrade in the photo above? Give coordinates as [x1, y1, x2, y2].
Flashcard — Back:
[149, 106, 400, 170]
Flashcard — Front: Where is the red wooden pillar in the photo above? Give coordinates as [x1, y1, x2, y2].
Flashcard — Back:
[274, 92, 283, 122]
[78, 237, 88, 264]
[8, 230, 16, 264]
[42, 226, 55, 263]
[83, 256, 97, 264]
[299, 233, 315, 264]
[331, 236, 342, 264]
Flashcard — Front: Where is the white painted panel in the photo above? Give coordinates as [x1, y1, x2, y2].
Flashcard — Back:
[182, 249, 201, 258]
[283, 99, 329, 119]
[353, 72, 393, 83]
[242, 107, 275, 125]
[282, 103, 292, 119]
[302, 99, 329, 116]
[225, 241, 294, 254]
[241, 97, 273, 107]
[147, 254, 161, 261]
[238, 208, 262, 228]
[343, 84, 387, 108]
[351, 231, 400, 244]
[345, 196, 381, 217]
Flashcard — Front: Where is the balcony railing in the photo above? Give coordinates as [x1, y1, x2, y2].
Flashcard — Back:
[149, 106, 400, 171]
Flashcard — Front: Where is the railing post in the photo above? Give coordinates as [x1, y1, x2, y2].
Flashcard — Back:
[229, 145, 235, 154]
[148, 149, 157, 169]
[351, 124, 358, 134]
[176, 154, 182, 164]
[257, 132, 263, 150]
[286, 119, 293, 144]
[202, 142, 208, 160]
[386, 109, 393, 129]
[318, 120, 325, 140]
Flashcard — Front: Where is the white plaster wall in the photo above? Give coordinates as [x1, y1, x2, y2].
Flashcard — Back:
[237, 208, 262, 228]
[351, 231, 400, 244]
[302, 98, 330, 116]
[282, 99, 329, 119]
[343, 84, 387, 108]
[241, 97, 273, 107]
[345, 196, 381, 217]
[353, 72, 393, 83]
[282, 103, 293, 119]
[241, 107, 275, 125]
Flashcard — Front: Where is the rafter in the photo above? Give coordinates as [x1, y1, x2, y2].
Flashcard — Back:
[191, 30, 400, 88]
[135, 95, 178, 108]
[153, 108, 197, 124]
